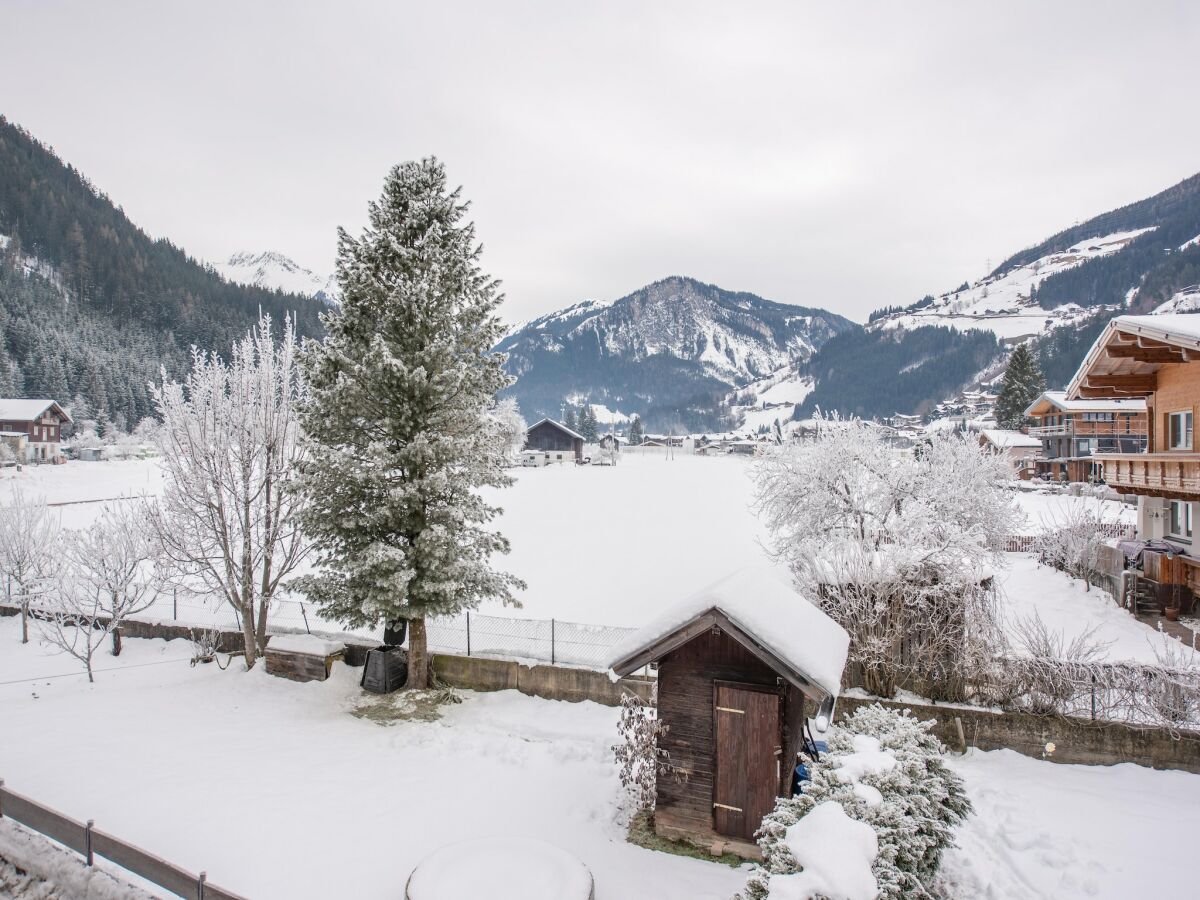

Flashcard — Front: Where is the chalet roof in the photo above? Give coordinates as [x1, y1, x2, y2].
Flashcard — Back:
[1066, 314, 1200, 400]
[607, 568, 850, 700]
[0, 399, 72, 424]
[1023, 390, 1146, 418]
[526, 418, 584, 441]
[979, 429, 1042, 450]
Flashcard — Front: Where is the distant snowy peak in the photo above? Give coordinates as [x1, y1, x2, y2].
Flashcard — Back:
[499, 276, 854, 428]
[216, 251, 339, 304]
[869, 228, 1155, 343]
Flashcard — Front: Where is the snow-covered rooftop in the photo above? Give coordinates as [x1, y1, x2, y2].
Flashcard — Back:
[607, 567, 850, 698]
[0, 399, 70, 423]
[1113, 313, 1200, 345]
[1024, 390, 1146, 416]
[526, 417, 585, 441]
[980, 429, 1041, 450]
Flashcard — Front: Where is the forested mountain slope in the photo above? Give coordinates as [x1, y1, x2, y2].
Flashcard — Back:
[0, 117, 327, 427]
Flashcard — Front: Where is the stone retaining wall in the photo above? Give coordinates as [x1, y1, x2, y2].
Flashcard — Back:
[837, 695, 1200, 773]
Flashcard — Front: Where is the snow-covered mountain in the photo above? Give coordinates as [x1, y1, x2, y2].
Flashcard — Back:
[216, 251, 339, 304]
[498, 276, 854, 431]
[868, 228, 1155, 343]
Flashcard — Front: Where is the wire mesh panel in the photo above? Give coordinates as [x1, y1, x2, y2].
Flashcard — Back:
[425, 612, 634, 670]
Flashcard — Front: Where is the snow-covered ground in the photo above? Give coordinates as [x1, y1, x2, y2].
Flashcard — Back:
[941, 748, 1200, 899]
[2, 620, 1196, 900]
[997, 554, 1195, 664]
[1011, 488, 1136, 535]
[0, 619, 744, 900]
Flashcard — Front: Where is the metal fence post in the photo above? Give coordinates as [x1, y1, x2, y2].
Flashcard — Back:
[0, 777, 5, 817]
[466, 611, 471, 657]
[300, 602, 311, 635]
[85, 819, 94, 866]
[551, 618, 556, 665]
[173, 589, 177, 621]
[198, 870, 207, 900]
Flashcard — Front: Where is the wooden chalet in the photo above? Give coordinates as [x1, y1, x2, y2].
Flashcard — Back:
[0, 399, 72, 464]
[1023, 390, 1147, 483]
[1067, 314, 1200, 595]
[608, 569, 849, 856]
[523, 418, 585, 462]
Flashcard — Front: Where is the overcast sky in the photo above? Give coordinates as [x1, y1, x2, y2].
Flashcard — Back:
[4, 1, 1198, 324]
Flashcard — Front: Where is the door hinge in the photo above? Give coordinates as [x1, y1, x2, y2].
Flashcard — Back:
[713, 802, 743, 812]
[715, 706, 744, 714]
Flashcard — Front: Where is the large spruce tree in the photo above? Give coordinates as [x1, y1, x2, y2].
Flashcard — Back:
[294, 159, 523, 688]
[994, 343, 1046, 430]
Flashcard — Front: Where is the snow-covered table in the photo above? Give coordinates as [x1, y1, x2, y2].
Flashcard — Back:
[405, 836, 594, 900]
[264, 634, 346, 682]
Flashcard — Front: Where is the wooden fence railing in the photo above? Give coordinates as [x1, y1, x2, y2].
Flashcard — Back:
[0, 779, 246, 899]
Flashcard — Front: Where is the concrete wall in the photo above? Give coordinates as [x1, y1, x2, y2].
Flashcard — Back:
[837, 695, 1200, 774]
[432, 653, 654, 705]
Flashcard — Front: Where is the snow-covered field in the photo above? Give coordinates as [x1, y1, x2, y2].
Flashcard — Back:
[2, 619, 1197, 900]
[0, 618, 743, 900]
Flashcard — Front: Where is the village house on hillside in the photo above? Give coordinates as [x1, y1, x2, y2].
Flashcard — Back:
[1068, 314, 1200, 599]
[1024, 390, 1147, 483]
[522, 417, 584, 464]
[0, 399, 71, 464]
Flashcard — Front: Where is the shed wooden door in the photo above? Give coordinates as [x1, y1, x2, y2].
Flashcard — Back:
[713, 683, 780, 840]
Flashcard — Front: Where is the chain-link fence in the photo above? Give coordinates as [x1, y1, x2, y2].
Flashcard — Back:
[425, 611, 634, 669]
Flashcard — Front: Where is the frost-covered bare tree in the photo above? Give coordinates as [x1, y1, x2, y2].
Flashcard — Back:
[1033, 499, 1119, 592]
[39, 588, 108, 683]
[491, 396, 527, 464]
[152, 313, 309, 667]
[754, 417, 1022, 697]
[0, 486, 59, 643]
[60, 500, 168, 656]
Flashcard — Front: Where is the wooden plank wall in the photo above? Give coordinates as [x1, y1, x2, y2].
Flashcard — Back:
[655, 630, 783, 835]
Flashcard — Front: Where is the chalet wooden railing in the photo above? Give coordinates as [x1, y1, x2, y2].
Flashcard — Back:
[1095, 453, 1200, 497]
[1028, 423, 1073, 437]
[0, 779, 246, 899]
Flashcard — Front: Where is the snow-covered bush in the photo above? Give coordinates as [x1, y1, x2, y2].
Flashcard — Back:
[738, 704, 971, 900]
[754, 418, 1019, 698]
[490, 396, 527, 464]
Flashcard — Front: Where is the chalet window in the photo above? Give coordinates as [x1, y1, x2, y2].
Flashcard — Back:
[1082, 412, 1114, 422]
[1169, 411, 1193, 450]
[1170, 501, 1193, 540]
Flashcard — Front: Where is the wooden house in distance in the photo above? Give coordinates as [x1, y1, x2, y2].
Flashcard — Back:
[523, 418, 585, 463]
[1024, 390, 1147, 483]
[608, 569, 849, 857]
[0, 399, 72, 463]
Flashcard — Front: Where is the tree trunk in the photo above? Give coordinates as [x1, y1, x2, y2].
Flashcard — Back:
[255, 594, 271, 657]
[111, 627, 122, 657]
[20, 602, 28, 644]
[408, 616, 429, 689]
[241, 602, 259, 668]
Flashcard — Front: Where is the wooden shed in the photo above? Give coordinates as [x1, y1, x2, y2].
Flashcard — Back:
[608, 569, 849, 855]
[524, 418, 585, 462]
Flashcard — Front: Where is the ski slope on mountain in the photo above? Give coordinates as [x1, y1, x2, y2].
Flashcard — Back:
[875, 228, 1155, 341]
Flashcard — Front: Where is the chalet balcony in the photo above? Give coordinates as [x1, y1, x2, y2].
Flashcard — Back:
[1028, 423, 1072, 437]
[1095, 453, 1200, 498]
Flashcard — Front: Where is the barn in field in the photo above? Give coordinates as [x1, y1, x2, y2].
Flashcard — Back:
[608, 569, 849, 857]
[524, 418, 585, 463]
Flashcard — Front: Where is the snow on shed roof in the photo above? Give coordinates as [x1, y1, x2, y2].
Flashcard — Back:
[1023, 390, 1146, 417]
[979, 429, 1041, 450]
[526, 418, 585, 441]
[0, 399, 71, 423]
[607, 567, 850, 699]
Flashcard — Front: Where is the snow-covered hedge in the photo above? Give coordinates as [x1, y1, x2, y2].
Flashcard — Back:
[738, 704, 971, 900]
